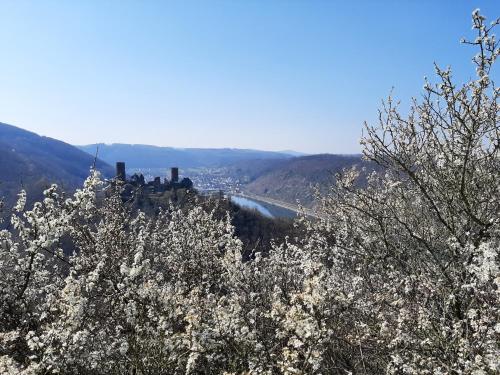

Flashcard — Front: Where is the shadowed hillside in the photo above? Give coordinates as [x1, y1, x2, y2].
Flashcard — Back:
[0, 122, 113, 210]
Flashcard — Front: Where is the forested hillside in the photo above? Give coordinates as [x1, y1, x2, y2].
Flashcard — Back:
[0, 122, 113, 210]
[229, 154, 365, 207]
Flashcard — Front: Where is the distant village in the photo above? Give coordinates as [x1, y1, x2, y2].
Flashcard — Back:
[124, 166, 244, 194]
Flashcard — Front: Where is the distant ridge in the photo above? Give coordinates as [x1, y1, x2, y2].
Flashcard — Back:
[0, 122, 113, 209]
[77, 143, 296, 169]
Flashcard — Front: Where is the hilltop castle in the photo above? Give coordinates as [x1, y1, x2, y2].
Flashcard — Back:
[115, 162, 193, 193]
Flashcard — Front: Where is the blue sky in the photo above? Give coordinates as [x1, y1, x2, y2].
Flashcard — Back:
[0, 1, 498, 153]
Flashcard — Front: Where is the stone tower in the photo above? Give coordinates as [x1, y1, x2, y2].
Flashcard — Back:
[116, 162, 126, 182]
[171, 167, 179, 183]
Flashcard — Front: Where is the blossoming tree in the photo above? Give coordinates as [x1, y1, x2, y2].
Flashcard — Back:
[0, 9, 498, 375]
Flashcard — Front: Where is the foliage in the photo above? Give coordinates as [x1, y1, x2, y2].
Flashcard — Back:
[301, 9, 500, 373]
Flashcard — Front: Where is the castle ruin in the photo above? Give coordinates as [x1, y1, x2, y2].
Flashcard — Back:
[115, 162, 193, 193]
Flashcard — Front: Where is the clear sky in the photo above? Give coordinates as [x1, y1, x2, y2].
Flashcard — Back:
[0, 1, 499, 154]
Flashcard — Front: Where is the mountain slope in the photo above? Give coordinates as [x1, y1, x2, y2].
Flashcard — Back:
[77, 143, 295, 169]
[0, 122, 113, 209]
[237, 154, 366, 207]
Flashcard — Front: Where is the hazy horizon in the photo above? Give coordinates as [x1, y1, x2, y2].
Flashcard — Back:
[1, 1, 499, 153]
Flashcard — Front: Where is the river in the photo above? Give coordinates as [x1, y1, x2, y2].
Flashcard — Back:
[230, 195, 275, 218]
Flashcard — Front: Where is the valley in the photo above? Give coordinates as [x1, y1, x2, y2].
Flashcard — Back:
[0, 122, 365, 223]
